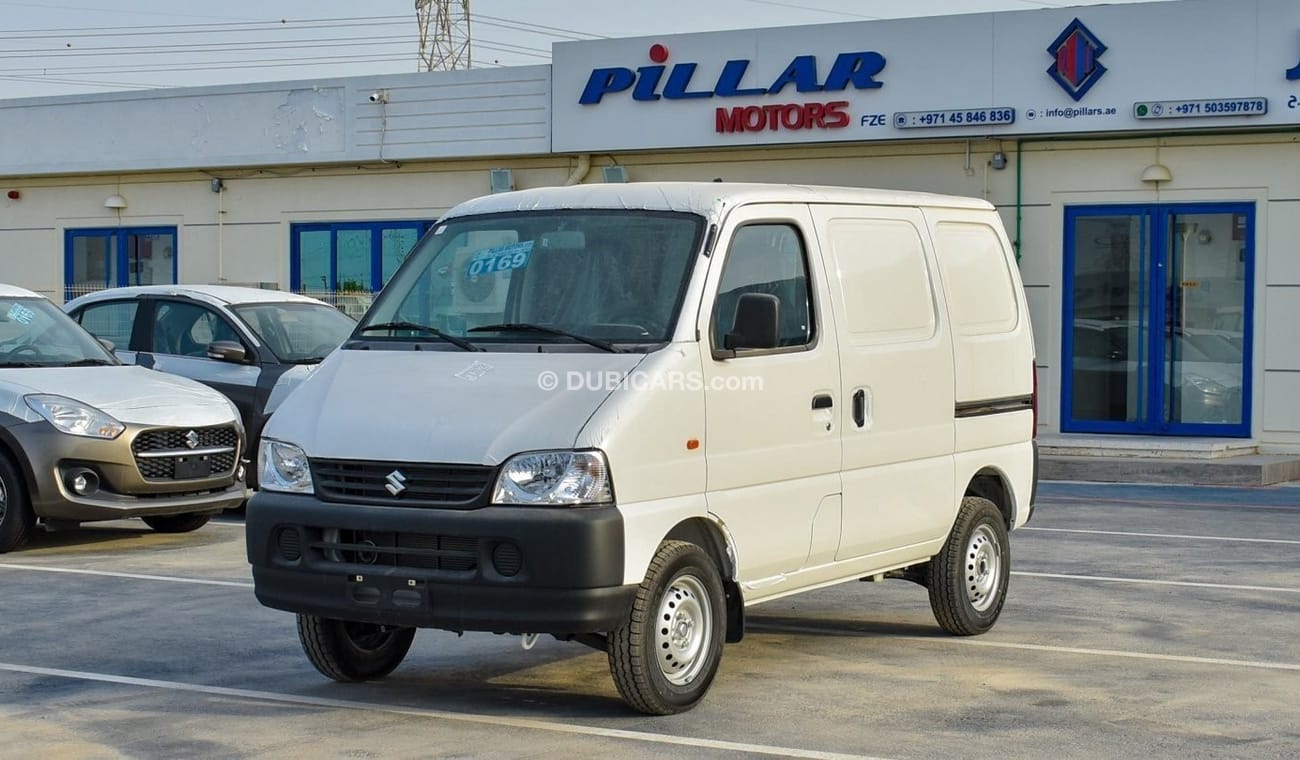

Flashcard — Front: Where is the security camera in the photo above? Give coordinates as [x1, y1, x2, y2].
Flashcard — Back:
[368, 90, 389, 104]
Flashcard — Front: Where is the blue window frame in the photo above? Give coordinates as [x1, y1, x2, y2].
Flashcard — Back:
[290, 221, 433, 296]
[64, 226, 178, 301]
[1062, 203, 1254, 437]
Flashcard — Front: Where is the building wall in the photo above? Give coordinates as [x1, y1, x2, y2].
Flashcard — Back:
[2, 132, 1297, 445]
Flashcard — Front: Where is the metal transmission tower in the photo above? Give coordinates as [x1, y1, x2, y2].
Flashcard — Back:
[416, 0, 472, 71]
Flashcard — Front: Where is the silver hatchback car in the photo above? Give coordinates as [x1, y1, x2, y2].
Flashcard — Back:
[0, 284, 247, 552]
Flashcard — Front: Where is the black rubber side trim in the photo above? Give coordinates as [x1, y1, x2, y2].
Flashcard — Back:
[954, 394, 1034, 419]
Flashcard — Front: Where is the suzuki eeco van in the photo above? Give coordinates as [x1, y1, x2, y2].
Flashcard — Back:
[246, 183, 1038, 715]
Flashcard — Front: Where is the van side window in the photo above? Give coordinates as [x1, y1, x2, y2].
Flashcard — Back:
[712, 224, 814, 350]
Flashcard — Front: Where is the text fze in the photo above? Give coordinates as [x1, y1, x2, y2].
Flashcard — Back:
[578, 45, 886, 134]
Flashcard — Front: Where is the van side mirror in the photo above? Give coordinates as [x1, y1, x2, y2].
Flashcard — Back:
[207, 340, 247, 364]
[721, 292, 780, 355]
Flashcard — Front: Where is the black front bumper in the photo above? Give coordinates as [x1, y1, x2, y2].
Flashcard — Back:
[245, 491, 636, 635]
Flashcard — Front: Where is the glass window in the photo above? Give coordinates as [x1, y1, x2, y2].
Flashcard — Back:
[231, 302, 356, 363]
[0, 296, 116, 367]
[712, 224, 814, 349]
[291, 222, 431, 304]
[361, 211, 704, 347]
[75, 300, 139, 350]
[66, 227, 176, 299]
[152, 301, 240, 357]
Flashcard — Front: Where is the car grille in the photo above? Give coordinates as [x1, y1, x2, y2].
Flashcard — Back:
[131, 426, 239, 481]
[308, 528, 480, 573]
[311, 459, 495, 508]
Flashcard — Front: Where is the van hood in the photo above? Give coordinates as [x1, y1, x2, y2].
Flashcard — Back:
[264, 348, 646, 464]
[0, 365, 238, 428]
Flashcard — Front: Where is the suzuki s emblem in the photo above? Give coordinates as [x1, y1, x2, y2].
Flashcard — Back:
[185, 430, 200, 449]
[385, 470, 408, 496]
[1047, 18, 1107, 102]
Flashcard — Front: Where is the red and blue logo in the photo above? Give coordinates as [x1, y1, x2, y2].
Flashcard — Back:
[1047, 18, 1106, 102]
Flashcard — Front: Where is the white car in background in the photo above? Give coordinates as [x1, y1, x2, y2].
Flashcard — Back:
[65, 285, 356, 487]
[0, 284, 246, 552]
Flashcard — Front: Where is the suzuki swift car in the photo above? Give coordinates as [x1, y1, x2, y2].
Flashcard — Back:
[65, 285, 355, 486]
[0, 284, 247, 553]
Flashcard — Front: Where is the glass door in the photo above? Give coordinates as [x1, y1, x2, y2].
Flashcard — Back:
[1063, 204, 1253, 436]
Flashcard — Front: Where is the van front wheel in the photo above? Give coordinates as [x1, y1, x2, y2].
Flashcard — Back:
[297, 614, 416, 682]
[608, 540, 726, 715]
[927, 496, 1010, 636]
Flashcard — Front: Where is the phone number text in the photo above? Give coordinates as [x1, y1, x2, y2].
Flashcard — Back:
[893, 108, 1016, 129]
[1134, 98, 1268, 119]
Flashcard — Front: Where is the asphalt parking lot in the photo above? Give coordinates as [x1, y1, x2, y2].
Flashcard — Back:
[1, 481, 1297, 759]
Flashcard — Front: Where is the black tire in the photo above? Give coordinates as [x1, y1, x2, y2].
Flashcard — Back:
[0, 454, 35, 554]
[928, 496, 1011, 636]
[141, 513, 212, 533]
[297, 614, 416, 682]
[608, 540, 727, 715]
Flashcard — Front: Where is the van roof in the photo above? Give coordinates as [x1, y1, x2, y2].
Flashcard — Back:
[444, 181, 995, 220]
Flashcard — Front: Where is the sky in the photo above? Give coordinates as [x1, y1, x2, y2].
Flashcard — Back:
[0, 0, 1173, 100]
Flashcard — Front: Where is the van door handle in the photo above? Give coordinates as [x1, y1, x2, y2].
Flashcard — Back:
[852, 389, 866, 428]
[812, 394, 834, 410]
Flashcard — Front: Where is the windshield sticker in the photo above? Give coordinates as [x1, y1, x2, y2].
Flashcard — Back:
[6, 304, 35, 325]
[466, 240, 533, 278]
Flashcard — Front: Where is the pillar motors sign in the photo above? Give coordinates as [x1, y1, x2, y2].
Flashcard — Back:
[578, 42, 886, 136]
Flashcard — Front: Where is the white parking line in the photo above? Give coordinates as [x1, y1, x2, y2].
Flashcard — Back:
[940, 639, 1300, 672]
[745, 623, 1300, 674]
[0, 563, 252, 588]
[1021, 527, 1300, 545]
[1012, 570, 1300, 594]
[0, 662, 884, 760]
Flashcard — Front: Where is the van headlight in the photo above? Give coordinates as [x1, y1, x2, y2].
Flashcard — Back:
[25, 394, 125, 439]
[259, 439, 314, 494]
[492, 450, 613, 506]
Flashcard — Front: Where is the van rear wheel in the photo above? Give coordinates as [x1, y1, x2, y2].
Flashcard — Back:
[927, 496, 1010, 636]
[608, 540, 726, 715]
[297, 614, 416, 682]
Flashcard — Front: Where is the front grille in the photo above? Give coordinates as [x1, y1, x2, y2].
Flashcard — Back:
[311, 459, 494, 508]
[131, 425, 239, 481]
[309, 528, 479, 573]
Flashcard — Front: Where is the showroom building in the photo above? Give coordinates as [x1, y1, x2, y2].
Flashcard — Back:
[1, 0, 1299, 446]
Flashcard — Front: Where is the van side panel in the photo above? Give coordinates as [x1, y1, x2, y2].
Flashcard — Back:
[925, 208, 1036, 524]
[809, 205, 958, 559]
[573, 346, 710, 585]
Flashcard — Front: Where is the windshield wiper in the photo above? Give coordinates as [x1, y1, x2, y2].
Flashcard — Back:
[468, 323, 622, 353]
[285, 356, 329, 365]
[356, 321, 480, 352]
[0, 362, 47, 368]
[62, 358, 116, 367]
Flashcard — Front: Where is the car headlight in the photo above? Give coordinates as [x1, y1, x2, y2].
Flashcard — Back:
[259, 439, 314, 494]
[1184, 374, 1228, 397]
[492, 450, 613, 506]
[25, 394, 124, 439]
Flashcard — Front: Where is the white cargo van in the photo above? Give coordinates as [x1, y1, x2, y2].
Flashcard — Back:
[246, 182, 1037, 715]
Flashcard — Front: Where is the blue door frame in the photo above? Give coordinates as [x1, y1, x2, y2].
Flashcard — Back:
[289, 221, 432, 293]
[1061, 203, 1254, 437]
[64, 226, 178, 300]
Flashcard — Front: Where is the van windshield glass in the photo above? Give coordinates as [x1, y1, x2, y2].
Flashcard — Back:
[357, 211, 705, 347]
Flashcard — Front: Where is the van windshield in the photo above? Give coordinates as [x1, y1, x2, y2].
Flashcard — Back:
[357, 210, 705, 349]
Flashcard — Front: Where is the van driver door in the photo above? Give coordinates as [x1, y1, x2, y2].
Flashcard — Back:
[697, 203, 842, 590]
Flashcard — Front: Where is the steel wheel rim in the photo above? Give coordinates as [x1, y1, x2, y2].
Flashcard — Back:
[343, 622, 396, 652]
[654, 573, 712, 686]
[965, 524, 1003, 612]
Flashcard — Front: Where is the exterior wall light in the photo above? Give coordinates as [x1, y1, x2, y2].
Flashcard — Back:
[1140, 164, 1173, 183]
[103, 194, 127, 209]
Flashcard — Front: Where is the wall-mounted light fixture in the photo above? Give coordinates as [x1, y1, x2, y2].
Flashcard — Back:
[103, 194, 127, 209]
[990, 152, 1008, 170]
[1140, 163, 1173, 183]
[210, 178, 224, 193]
